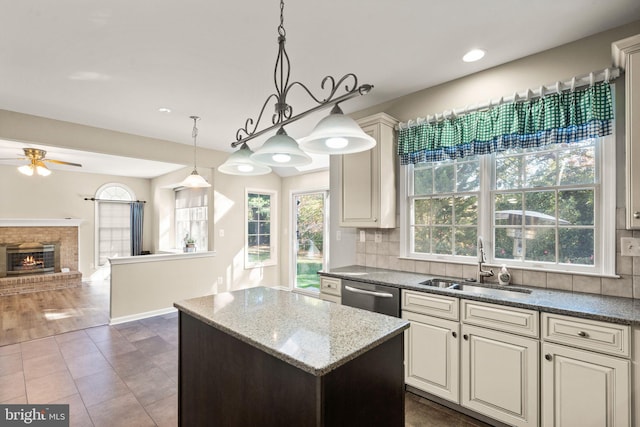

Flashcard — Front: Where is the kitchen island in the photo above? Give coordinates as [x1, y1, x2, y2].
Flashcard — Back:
[174, 287, 409, 426]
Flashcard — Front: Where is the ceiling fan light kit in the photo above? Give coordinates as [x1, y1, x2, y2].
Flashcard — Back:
[218, 0, 374, 176]
[10, 148, 82, 177]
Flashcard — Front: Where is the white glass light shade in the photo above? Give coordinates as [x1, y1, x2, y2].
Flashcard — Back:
[18, 164, 34, 176]
[36, 164, 51, 176]
[218, 144, 272, 176]
[250, 127, 312, 167]
[300, 105, 376, 155]
[18, 162, 51, 176]
[181, 170, 211, 188]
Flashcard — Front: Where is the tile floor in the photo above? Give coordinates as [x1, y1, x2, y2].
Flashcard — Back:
[1, 310, 491, 426]
[0, 313, 178, 427]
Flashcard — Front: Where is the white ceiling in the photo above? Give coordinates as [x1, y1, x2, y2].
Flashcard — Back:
[1, 0, 639, 177]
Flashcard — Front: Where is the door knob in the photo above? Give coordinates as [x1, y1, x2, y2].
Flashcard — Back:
[545, 354, 552, 361]
[634, 212, 640, 219]
[452, 331, 457, 338]
[463, 334, 469, 341]
[578, 331, 589, 338]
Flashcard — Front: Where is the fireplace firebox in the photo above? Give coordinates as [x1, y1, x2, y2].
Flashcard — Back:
[0, 243, 61, 277]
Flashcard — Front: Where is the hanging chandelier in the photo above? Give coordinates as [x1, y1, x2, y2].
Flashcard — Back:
[181, 116, 211, 188]
[218, 0, 374, 175]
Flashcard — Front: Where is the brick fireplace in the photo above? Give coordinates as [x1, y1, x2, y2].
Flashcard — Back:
[0, 219, 82, 296]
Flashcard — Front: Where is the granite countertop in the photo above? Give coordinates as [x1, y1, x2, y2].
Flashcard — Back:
[320, 265, 640, 326]
[174, 286, 409, 376]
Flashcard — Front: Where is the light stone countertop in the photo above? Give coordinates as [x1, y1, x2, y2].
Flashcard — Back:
[174, 286, 409, 376]
[321, 265, 640, 325]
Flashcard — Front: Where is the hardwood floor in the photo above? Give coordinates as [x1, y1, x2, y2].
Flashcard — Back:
[0, 280, 109, 346]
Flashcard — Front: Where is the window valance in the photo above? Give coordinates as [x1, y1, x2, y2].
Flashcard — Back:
[397, 82, 614, 165]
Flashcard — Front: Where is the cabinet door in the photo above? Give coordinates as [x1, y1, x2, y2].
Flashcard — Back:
[541, 342, 630, 427]
[341, 125, 378, 226]
[403, 311, 459, 403]
[461, 324, 538, 427]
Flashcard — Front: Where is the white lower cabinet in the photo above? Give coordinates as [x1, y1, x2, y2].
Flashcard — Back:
[403, 310, 459, 403]
[460, 323, 539, 427]
[403, 291, 634, 426]
[541, 313, 631, 427]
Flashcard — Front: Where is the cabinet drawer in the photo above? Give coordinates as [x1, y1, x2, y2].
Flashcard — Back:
[320, 277, 341, 297]
[541, 313, 630, 358]
[402, 290, 459, 321]
[461, 300, 539, 338]
[319, 293, 341, 304]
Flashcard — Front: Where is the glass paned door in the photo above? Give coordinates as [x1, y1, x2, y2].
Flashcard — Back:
[293, 191, 328, 291]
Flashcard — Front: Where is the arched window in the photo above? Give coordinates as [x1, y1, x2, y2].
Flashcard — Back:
[95, 184, 135, 266]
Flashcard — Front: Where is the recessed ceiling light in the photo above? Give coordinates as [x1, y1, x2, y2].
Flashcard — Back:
[158, 107, 172, 113]
[462, 49, 486, 63]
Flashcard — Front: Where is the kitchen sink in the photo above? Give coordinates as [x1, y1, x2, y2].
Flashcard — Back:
[420, 278, 532, 297]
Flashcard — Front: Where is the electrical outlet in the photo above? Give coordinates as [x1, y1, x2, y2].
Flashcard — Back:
[219, 229, 224, 237]
[359, 230, 366, 242]
[375, 232, 382, 243]
[336, 230, 341, 241]
[621, 237, 640, 256]
[217, 276, 224, 285]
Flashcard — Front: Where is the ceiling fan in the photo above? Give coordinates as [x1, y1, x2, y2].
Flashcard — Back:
[1, 148, 82, 176]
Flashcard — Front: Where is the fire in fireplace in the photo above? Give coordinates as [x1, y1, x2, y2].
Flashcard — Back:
[0, 242, 61, 277]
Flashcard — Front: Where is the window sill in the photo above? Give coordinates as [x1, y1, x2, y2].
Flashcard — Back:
[397, 256, 620, 279]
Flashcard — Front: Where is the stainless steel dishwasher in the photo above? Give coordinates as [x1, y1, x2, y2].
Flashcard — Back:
[340, 279, 400, 317]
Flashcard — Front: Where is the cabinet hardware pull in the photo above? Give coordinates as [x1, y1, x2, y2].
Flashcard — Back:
[545, 354, 552, 361]
[578, 331, 589, 338]
[452, 332, 457, 338]
[463, 334, 469, 340]
[635, 212, 640, 219]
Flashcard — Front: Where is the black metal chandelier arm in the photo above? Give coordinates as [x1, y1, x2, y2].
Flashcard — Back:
[230, 82, 374, 147]
[235, 93, 281, 142]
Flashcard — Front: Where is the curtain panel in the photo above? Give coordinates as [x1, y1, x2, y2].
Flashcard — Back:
[130, 201, 145, 256]
[397, 82, 614, 165]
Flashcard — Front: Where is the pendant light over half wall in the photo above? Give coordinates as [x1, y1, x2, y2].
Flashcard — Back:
[299, 104, 376, 155]
[181, 116, 211, 188]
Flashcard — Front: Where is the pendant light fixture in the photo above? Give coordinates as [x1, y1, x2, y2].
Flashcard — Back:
[250, 127, 311, 167]
[181, 116, 211, 188]
[219, 0, 374, 175]
[217, 143, 272, 176]
[299, 104, 376, 154]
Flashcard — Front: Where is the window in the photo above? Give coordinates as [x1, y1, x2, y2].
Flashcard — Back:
[246, 189, 277, 267]
[175, 187, 208, 251]
[402, 136, 615, 275]
[96, 184, 134, 266]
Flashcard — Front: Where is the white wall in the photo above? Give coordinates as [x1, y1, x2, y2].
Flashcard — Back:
[0, 164, 153, 278]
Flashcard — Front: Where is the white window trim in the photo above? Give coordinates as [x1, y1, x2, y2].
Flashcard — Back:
[289, 189, 330, 294]
[400, 135, 616, 277]
[245, 188, 278, 269]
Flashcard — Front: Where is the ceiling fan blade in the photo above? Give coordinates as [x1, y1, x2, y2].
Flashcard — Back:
[45, 159, 83, 167]
[0, 157, 27, 161]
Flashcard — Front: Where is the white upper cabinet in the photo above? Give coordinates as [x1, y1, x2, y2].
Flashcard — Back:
[613, 34, 640, 228]
[339, 113, 398, 228]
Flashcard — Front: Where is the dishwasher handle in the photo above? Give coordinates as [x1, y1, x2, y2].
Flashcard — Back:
[344, 285, 394, 298]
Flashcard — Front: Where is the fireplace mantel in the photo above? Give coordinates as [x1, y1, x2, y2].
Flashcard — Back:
[0, 218, 83, 227]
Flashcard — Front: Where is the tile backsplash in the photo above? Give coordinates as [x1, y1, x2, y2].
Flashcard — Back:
[356, 208, 640, 299]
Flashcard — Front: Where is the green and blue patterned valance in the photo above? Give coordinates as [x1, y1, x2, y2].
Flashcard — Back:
[397, 82, 614, 165]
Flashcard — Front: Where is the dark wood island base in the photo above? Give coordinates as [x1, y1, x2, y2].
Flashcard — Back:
[178, 311, 405, 426]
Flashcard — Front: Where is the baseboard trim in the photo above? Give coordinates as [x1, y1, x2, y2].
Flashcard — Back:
[109, 307, 177, 325]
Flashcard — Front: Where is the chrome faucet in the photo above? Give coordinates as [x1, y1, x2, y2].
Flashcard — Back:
[477, 237, 494, 283]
